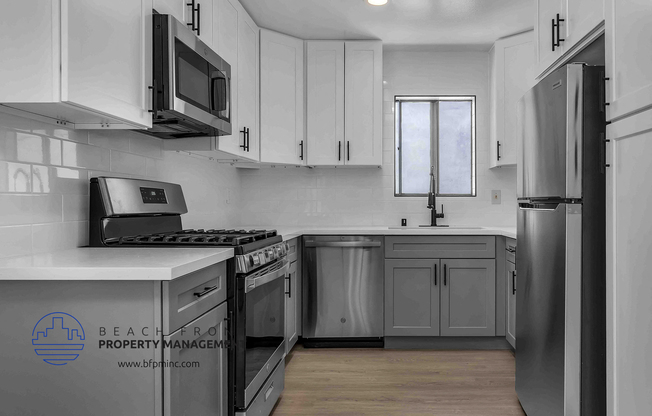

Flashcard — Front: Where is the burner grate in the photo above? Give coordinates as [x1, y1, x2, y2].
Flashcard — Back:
[104, 229, 278, 247]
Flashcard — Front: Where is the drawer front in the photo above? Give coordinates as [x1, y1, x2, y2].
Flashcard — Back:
[287, 237, 299, 263]
[163, 261, 227, 334]
[385, 236, 496, 259]
[506, 238, 516, 264]
[236, 360, 285, 416]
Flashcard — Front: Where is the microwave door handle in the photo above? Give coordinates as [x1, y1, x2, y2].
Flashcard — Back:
[245, 260, 289, 293]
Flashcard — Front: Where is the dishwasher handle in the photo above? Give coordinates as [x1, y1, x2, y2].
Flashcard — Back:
[304, 241, 382, 248]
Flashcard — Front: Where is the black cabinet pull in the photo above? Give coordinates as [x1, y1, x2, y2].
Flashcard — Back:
[347, 141, 350, 161]
[551, 18, 556, 51]
[299, 140, 304, 160]
[443, 264, 447, 286]
[601, 133, 611, 173]
[338, 141, 341, 161]
[148, 84, 155, 114]
[285, 275, 292, 298]
[186, 0, 198, 33]
[434, 264, 437, 286]
[194, 285, 217, 298]
[512, 271, 516, 295]
[497, 141, 501, 161]
[240, 128, 247, 151]
[196, 2, 201, 36]
[553, 13, 565, 51]
[246, 127, 250, 152]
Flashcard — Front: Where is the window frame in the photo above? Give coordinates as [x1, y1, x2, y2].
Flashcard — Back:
[394, 95, 477, 198]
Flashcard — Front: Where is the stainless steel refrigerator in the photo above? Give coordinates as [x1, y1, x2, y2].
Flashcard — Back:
[516, 63, 606, 416]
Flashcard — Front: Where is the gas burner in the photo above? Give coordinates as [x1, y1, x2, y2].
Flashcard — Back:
[104, 229, 279, 249]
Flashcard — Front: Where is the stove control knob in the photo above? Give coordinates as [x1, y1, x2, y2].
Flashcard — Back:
[248, 255, 255, 267]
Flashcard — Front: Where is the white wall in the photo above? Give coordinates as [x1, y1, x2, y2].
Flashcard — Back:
[0, 111, 241, 259]
[238, 46, 517, 228]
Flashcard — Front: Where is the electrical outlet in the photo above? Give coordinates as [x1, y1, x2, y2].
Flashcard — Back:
[491, 190, 501, 205]
[226, 188, 232, 205]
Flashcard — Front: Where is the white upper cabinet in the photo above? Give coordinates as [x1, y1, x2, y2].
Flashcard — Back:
[344, 41, 383, 166]
[213, 0, 259, 161]
[260, 29, 305, 165]
[489, 31, 535, 168]
[536, 0, 565, 75]
[535, 0, 604, 79]
[605, 0, 652, 121]
[154, 0, 213, 48]
[0, 0, 153, 129]
[306, 41, 345, 166]
[306, 41, 383, 167]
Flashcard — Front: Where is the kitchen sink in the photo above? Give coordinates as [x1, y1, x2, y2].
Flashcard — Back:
[387, 226, 484, 229]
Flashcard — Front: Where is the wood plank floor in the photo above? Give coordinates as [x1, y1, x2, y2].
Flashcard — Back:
[271, 345, 526, 416]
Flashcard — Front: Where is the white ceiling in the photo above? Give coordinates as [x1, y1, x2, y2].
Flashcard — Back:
[239, 0, 534, 47]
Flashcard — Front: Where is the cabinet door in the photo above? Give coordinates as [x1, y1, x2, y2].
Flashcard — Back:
[0, 0, 59, 103]
[506, 261, 516, 348]
[164, 303, 229, 416]
[214, 0, 259, 161]
[285, 261, 298, 354]
[384, 259, 440, 336]
[605, 0, 652, 120]
[62, 0, 153, 128]
[565, 0, 604, 49]
[237, 10, 259, 160]
[606, 110, 652, 416]
[490, 32, 534, 168]
[306, 41, 345, 166]
[440, 259, 496, 336]
[535, 0, 565, 75]
[344, 41, 383, 166]
[153, 0, 185, 21]
[196, 0, 214, 48]
[214, 0, 245, 158]
[260, 29, 305, 165]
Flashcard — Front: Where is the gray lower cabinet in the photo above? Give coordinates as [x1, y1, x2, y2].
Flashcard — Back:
[440, 259, 496, 336]
[384, 259, 440, 336]
[285, 260, 298, 353]
[0, 261, 230, 416]
[506, 259, 516, 348]
[165, 302, 228, 416]
[385, 257, 497, 337]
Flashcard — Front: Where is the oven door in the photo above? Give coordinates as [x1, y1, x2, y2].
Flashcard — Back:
[156, 14, 232, 135]
[235, 259, 288, 409]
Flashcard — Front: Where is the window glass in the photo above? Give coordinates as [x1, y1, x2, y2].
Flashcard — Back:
[394, 97, 475, 197]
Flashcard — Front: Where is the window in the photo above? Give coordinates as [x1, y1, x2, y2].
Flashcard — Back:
[394, 96, 476, 197]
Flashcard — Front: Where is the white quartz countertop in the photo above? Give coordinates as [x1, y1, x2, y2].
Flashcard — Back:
[0, 248, 234, 281]
[243, 226, 517, 241]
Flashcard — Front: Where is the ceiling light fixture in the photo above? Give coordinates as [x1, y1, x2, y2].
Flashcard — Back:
[367, 0, 388, 6]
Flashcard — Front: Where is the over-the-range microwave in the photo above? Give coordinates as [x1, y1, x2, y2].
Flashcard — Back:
[146, 14, 232, 139]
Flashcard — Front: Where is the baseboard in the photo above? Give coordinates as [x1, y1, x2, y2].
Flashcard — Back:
[384, 336, 511, 350]
[301, 337, 384, 348]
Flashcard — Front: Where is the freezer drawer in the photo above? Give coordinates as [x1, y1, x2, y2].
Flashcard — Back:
[516, 202, 582, 416]
[303, 236, 384, 338]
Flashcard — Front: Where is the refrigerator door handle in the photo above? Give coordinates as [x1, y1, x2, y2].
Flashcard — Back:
[518, 202, 561, 211]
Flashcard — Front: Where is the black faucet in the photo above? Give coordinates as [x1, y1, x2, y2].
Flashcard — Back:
[427, 166, 445, 226]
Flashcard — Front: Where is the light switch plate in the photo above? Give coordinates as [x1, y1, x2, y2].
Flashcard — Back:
[491, 190, 501, 205]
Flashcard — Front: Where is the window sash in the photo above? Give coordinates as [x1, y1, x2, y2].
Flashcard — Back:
[395, 96, 476, 197]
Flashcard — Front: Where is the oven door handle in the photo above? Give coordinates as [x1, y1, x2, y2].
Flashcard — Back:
[244, 260, 289, 293]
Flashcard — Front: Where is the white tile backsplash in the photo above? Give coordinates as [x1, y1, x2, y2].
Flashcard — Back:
[0, 110, 241, 259]
[237, 48, 517, 228]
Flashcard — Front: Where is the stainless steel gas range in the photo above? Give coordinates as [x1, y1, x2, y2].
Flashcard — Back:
[89, 176, 287, 416]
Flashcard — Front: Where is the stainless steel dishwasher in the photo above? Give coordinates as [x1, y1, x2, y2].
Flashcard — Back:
[302, 236, 384, 347]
